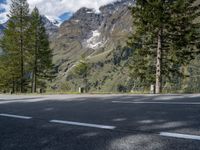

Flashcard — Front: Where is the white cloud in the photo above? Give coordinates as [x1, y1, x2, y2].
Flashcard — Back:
[0, 1, 10, 23]
[0, 0, 119, 24]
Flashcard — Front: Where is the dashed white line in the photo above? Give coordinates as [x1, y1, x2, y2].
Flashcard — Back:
[112, 101, 200, 105]
[0, 113, 32, 119]
[160, 132, 200, 141]
[50, 120, 116, 130]
[1, 113, 200, 141]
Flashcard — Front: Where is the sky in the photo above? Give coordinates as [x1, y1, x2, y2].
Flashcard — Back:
[0, 0, 119, 24]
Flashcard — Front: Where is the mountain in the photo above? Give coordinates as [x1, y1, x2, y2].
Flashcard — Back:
[50, 0, 135, 92]
[41, 16, 59, 39]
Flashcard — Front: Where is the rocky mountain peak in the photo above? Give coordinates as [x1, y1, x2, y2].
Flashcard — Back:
[73, 7, 95, 16]
[52, 0, 134, 67]
[50, 0, 136, 91]
[58, 7, 104, 42]
[41, 16, 59, 39]
[99, 0, 134, 15]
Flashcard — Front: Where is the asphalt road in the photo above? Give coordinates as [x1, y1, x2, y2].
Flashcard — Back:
[0, 94, 200, 150]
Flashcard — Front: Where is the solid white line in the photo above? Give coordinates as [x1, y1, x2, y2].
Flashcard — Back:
[0, 98, 48, 104]
[0, 113, 32, 119]
[160, 132, 200, 140]
[50, 120, 116, 130]
[112, 101, 200, 105]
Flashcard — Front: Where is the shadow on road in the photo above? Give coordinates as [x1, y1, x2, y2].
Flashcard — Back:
[0, 95, 200, 150]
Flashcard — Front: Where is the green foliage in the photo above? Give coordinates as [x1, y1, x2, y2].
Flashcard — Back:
[60, 82, 71, 91]
[128, 0, 200, 90]
[29, 7, 53, 92]
[0, 1, 53, 93]
[181, 55, 200, 93]
[74, 58, 89, 78]
[0, 0, 30, 92]
[72, 57, 90, 92]
[113, 46, 133, 65]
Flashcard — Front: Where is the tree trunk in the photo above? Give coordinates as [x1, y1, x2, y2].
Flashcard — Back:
[32, 70, 37, 93]
[20, 37, 24, 93]
[32, 27, 38, 93]
[31, 72, 34, 93]
[156, 28, 163, 94]
[20, 8, 24, 93]
[32, 54, 37, 93]
[12, 78, 15, 94]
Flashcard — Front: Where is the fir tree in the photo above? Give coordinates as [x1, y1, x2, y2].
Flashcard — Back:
[0, 1, 52, 93]
[1, 0, 30, 92]
[29, 7, 53, 93]
[129, 0, 200, 93]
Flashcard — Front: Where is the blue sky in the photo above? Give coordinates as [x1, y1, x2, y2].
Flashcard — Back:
[0, 0, 118, 24]
[0, 0, 6, 3]
[59, 12, 72, 21]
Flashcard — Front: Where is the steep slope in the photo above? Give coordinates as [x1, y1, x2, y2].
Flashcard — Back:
[50, 0, 135, 92]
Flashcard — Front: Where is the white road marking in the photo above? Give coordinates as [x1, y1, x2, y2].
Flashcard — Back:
[0, 98, 48, 104]
[112, 101, 200, 105]
[50, 120, 116, 130]
[160, 132, 200, 141]
[0, 113, 32, 119]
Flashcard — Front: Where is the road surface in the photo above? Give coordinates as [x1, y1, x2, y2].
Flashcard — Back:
[0, 94, 200, 150]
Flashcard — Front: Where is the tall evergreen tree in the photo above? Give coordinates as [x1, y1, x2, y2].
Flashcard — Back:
[1, 0, 30, 93]
[29, 7, 53, 93]
[0, 3, 52, 93]
[129, 0, 200, 93]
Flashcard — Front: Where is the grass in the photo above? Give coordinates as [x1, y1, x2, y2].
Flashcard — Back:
[1, 90, 199, 96]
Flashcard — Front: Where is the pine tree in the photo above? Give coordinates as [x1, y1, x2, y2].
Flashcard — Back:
[1, 0, 30, 93]
[29, 7, 53, 93]
[0, 2, 52, 93]
[129, 0, 200, 93]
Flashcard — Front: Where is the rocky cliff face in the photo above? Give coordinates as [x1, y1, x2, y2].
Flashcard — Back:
[50, 0, 135, 92]
[41, 16, 59, 39]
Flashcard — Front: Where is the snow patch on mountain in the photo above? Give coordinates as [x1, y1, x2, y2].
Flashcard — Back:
[85, 30, 105, 49]
[45, 16, 62, 27]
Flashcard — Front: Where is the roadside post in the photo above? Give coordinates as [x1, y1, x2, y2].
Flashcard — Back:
[150, 85, 155, 94]
[79, 87, 84, 93]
